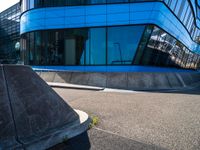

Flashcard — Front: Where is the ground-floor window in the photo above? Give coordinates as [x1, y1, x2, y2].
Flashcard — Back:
[107, 26, 145, 65]
[20, 25, 200, 69]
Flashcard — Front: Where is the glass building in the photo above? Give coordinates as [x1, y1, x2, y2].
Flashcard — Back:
[17, 1, 200, 70]
[0, 3, 20, 63]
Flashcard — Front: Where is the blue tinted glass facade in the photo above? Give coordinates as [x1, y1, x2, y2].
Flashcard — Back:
[0, 3, 20, 63]
[85, 28, 106, 65]
[107, 26, 145, 65]
[19, 0, 200, 70]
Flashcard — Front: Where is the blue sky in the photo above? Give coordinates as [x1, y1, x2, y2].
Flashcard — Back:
[0, 0, 19, 12]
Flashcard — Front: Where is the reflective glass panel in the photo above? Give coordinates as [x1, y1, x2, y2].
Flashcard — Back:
[86, 28, 106, 65]
[107, 26, 145, 65]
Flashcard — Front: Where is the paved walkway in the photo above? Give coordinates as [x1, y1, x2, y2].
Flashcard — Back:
[51, 87, 200, 150]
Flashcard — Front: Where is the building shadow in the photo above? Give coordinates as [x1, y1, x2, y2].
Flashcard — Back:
[48, 128, 169, 150]
[48, 131, 91, 150]
[143, 86, 200, 95]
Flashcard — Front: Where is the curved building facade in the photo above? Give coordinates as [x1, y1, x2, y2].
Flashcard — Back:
[20, 0, 200, 70]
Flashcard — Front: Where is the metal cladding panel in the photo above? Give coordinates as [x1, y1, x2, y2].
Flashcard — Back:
[20, 2, 200, 54]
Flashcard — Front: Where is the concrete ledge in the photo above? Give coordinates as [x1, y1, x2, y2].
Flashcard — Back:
[37, 71, 200, 91]
[25, 110, 91, 150]
[87, 73, 107, 87]
[0, 65, 91, 149]
[107, 73, 127, 89]
[48, 82, 104, 91]
[54, 72, 72, 83]
[40, 72, 56, 82]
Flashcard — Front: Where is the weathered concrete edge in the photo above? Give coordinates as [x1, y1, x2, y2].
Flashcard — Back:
[38, 71, 200, 91]
[23, 110, 91, 150]
[47, 81, 187, 92]
[47, 81, 200, 93]
[47, 82, 104, 91]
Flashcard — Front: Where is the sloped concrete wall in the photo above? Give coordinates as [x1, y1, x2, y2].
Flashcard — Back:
[0, 66, 21, 149]
[0, 65, 90, 149]
[37, 71, 200, 90]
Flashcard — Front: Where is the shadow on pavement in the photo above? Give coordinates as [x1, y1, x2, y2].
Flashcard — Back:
[146, 86, 200, 95]
[49, 129, 168, 150]
[48, 131, 91, 150]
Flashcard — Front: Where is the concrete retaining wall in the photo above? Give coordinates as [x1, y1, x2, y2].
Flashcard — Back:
[36, 71, 200, 90]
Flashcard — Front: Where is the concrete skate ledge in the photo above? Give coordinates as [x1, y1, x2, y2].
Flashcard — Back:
[37, 71, 200, 91]
[24, 109, 91, 150]
[48, 82, 104, 91]
[0, 65, 91, 149]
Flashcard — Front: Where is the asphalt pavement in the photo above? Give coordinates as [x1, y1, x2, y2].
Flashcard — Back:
[50, 87, 200, 150]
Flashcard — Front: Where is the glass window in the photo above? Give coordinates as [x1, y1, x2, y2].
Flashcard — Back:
[35, 0, 44, 8]
[22, 0, 27, 12]
[34, 31, 43, 65]
[56, 0, 66, 6]
[107, 26, 145, 65]
[136, 26, 196, 68]
[190, 24, 195, 37]
[141, 27, 169, 66]
[46, 31, 56, 65]
[86, 28, 106, 65]
[107, 0, 129, 3]
[163, 0, 170, 4]
[66, 0, 85, 6]
[197, 8, 200, 19]
[86, 0, 106, 4]
[133, 25, 153, 65]
[30, 0, 35, 9]
[169, 0, 177, 11]
[175, 0, 184, 17]
[63, 29, 88, 65]
[29, 32, 35, 65]
[187, 16, 193, 31]
[180, 2, 188, 22]
[21, 25, 200, 69]
[45, 31, 65, 65]
[184, 9, 191, 26]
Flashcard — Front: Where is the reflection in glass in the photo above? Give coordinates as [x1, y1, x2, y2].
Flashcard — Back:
[86, 28, 106, 65]
[107, 26, 145, 65]
[20, 25, 200, 70]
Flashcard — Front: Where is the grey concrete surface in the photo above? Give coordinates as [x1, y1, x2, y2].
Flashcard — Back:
[165, 73, 182, 88]
[53, 87, 200, 150]
[0, 65, 90, 150]
[54, 72, 71, 83]
[40, 71, 56, 82]
[70, 72, 91, 85]
[47, 82, 104, 91]
[87, 73, 107, 87]
[49, 128, 167, 150]
[0, 65, 21, 149]
[107, 73, 128, 89]
[37, 71, 200, 90]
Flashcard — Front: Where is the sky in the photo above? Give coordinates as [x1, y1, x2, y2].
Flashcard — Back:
[0, 0, 19, 12]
